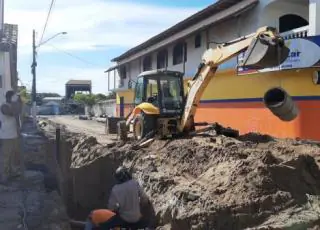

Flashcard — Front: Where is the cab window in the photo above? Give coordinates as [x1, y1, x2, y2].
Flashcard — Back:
[134, 77, 144, 105]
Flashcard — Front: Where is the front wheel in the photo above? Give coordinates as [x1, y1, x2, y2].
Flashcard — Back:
[133, 113, 156, 140]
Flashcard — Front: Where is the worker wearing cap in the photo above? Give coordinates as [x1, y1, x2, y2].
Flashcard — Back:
[0, 90, 23, 184]
[84, 166, 155, 230]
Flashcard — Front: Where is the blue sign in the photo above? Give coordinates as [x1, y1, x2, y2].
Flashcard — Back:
[237, 35, 320, 75]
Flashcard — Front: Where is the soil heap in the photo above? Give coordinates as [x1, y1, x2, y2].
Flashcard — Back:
[67, 129, 320, 230]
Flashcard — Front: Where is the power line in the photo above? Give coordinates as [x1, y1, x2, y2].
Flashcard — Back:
[46, 43, 104, 68]
[39, 0, 56, 45]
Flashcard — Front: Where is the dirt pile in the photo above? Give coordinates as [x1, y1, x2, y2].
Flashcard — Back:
[47, 118, 320, 229]
[101, 134, 320, 230]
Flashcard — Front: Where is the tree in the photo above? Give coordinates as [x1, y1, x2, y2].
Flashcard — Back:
[19, 87, 31, 104]
[95, 92, 116, 101]
[96, 93, 108, 102]
[73, 93, 97, 106]
[106, 91, 116, 100]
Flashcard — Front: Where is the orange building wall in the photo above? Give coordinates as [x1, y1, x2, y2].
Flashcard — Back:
[117, 98, 320, 140]
[196, 99, 320, 140]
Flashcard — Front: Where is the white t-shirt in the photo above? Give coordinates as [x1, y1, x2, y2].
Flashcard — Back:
[0, 103, 18, 139]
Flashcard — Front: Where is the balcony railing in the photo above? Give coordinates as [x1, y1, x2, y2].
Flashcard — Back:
[280, 25, 309, 40]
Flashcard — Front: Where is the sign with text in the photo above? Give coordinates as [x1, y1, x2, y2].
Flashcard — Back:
[237, 36, 320, 75]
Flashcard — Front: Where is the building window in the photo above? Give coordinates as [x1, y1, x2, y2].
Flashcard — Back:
[195, 34, 201, 48]
[157, 49, 168, 69]
[120, 66, 127, 79]
[173, 42, 187, 65]
[279, 14, 309, 33]
[143, 55, 152, 71]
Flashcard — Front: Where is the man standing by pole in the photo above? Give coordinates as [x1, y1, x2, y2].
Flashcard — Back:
[0, 90, 23, 184]
[31, 29, 37, 126]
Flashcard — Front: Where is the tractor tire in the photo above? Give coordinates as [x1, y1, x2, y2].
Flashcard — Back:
[117, 120, 128, 141]
[133, 113, 156, 140]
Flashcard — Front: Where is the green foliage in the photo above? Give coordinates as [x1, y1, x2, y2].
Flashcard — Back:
[19, 87, 31, 104]
[73, 93, 97, 106]
[106, 91, 116, 100]
[73, 92, 116, 105]
[96, 93, 108, 101]
[95, 92, 116, 101]
[18, 87, 62, 105]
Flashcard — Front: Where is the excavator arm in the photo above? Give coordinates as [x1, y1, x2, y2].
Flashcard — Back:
[180, 26, 290, 132]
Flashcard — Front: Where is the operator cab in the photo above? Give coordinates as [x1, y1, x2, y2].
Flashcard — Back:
[133, 70, 185, 116]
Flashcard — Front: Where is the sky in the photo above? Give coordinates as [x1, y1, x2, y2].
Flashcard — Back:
[4, 0, 214, 95]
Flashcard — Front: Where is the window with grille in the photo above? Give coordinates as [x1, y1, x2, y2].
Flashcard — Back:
[195, 34, 201, 48]
[173, 42, 187, 65]
[143, 55, 152, 71]
[157, 49, 168, 69]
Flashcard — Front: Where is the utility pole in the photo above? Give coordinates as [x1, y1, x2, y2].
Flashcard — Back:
[30, 30, 66, 124]
[31, 29, 37, 125]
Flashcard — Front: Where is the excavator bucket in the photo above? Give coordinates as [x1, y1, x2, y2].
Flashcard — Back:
[239, 34, 290, 69]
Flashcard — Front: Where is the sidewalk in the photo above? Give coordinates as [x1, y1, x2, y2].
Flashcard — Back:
[0, 119, 70, 230]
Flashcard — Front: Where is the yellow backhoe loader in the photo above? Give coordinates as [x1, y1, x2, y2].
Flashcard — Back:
[117, 26, 291, 141]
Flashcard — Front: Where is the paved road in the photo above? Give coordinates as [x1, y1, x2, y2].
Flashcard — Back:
[46, 115, 117, 144]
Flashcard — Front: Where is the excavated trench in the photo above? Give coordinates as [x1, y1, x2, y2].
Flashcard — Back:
[40, 119, 320, 230]
[40, 123, 122, 228]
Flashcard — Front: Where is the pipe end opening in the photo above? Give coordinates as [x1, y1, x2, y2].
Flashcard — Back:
[264, 87, 286, 107]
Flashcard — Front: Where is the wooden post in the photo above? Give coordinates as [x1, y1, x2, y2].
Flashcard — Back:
[120, 97, 124, 118]
[55, 127, 61, 165]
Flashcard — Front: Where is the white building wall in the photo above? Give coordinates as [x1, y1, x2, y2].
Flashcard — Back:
[128, 59, 141, 84]
[0, 0, 3, 34]
[309, 0, 320, 36]
[183, 32, 207, 76]
[259, 0, 309, 29]
[126, 12, 258, 83]
[116, 0, 316, 90]
[0, 52, 12, 104]
[121, 13, 259, 86]
[207, 13, 257, 72]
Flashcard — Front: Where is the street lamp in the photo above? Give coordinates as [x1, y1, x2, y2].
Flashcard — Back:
[31, 31, 67, 125]
[37, 32, 67, 48]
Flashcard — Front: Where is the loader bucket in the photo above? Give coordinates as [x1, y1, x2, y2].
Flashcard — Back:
[239, 35, 290, 69]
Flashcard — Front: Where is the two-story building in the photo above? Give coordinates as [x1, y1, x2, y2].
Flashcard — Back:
[0, 0, 18, 104]
[106, 0, 320, 140]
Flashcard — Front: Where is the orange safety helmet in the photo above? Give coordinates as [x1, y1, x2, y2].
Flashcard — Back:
[90, 209, 116, 226]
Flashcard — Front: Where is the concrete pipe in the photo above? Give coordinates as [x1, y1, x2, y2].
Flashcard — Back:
[263, 87, 299, 122]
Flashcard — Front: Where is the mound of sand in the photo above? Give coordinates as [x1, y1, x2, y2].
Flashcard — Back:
[58, 122, 320, 230]
[109, 134, 320, 230]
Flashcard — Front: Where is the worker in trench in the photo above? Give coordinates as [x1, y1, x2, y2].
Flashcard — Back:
[84, 166, 156, 230]
[0, 90, 23, 184]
